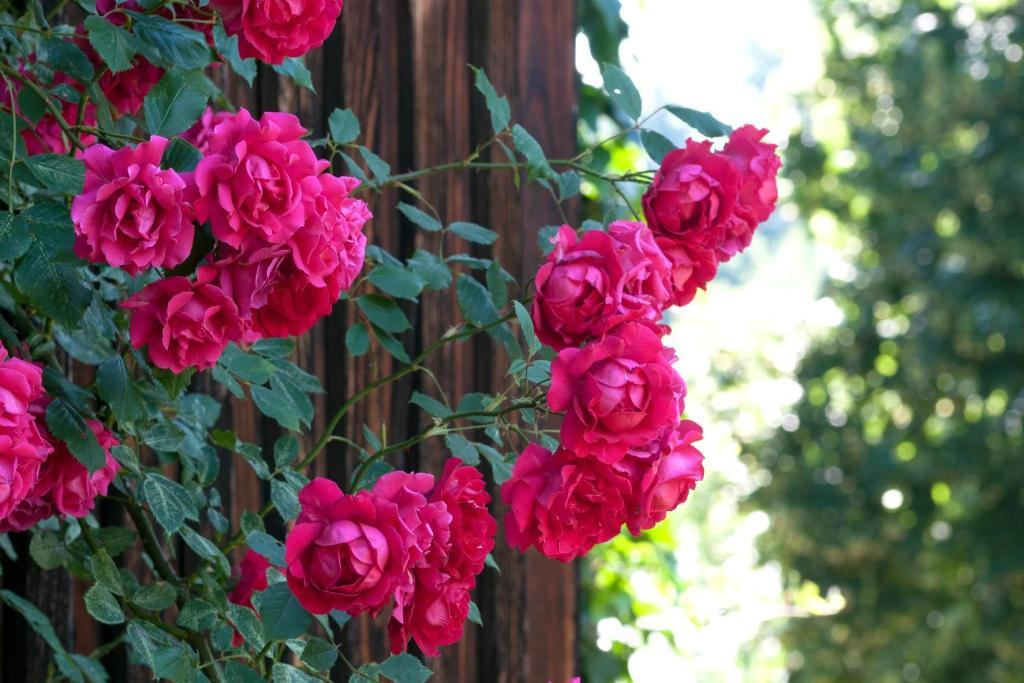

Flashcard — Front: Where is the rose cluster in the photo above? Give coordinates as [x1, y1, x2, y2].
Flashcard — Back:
[0, 345, 120, 533]
[505, 125, 780, 561]
[72, 109, 370, 374]
[254, 460, 497, 655]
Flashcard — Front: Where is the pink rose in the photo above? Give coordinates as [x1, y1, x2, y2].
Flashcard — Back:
[181, 108, 235, 154]
[228, 550, 270, 647]
[624, 420, 704, 535]
[98, 58, 164, 117]
[0, 495, 52, 533]
[36, 420, 120, 519]
[501, 444, 633, 562]
[0, 68, 95, 155]
[197, 173, 369, 340]
[391, 578, 470, 657]
[718, 125, 781, 260]
[123, 277, 244, 373]
[72, 137, 196, 275]
[0, 346, 52, 524]
[642, 139, 741, 252]
[214, 0, 344, 65]
[655, 236, 718, 307]
[285, 478, 410, 616]
[548, 321, 684, 463]
[194, 109, 327, 249]
[429, 459, 496, 583]
[532, 226, 627, 350]
[608, 220, 674, 319]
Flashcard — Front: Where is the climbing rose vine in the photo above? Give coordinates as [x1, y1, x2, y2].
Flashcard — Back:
[0, 0, 779, 679]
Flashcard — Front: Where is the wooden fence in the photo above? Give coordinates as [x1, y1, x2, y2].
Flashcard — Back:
[0, 1, 579, 681]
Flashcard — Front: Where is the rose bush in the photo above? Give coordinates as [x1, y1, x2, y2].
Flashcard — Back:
[0, 1, 779, 678]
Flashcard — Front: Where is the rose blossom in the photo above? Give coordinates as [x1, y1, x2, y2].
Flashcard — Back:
[194, 109, 327, 249]
[0, 346, 51, 524]
[197, 173, 369, 340]
[35, 420, 120, 519]
[0, 495, 52, 533]
[0, 69, 95, 155]
[123, 277, 244, 373]
[641, 139, 741, 252]
[285, 478, 410, 616]
[548, 320, 684, 463]
[718, 125, 781, 260]
[72, 136, 196, 275]
[228, 550, 271, 647]
[429, 458, 496, 582]
[181, 108, 235, 154]
[655, 235, 718, 307]
[532, 226, 627, 350]
[608, 220, 674, 319]
[97, 58, 164, 117]
[623, 420, 705, 535]
[214, 0, 344, 65]
[501, 443, 633, 562]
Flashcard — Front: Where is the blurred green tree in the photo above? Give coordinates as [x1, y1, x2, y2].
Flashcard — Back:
[754, 1, 1024, 681]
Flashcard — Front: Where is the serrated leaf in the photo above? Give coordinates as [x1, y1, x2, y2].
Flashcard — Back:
[470, 65, 511, 133]
[260, 582, 311, 641]
[246, 531, 286, 567]
[14, 204, 91, 326]
[84, 585, 123, 625]
[29, 531, 65, 570]
[225, 662, 265, 683]
[143, 69, 208, 136]
[408, 250, 451, 290]
[142, 422, 185, 452]
[132, 582, 177, 611]
[45, 399, 105, 473]
[557, 170, 581, 200]
[513, 301, 541, 354]
[601, 62, 642, 121]
[177, 598, 217, 631]
[43, 37, 95, 83]
[252, 384, 300, 430]
[96, 356, 143, 423]
[467, 600, 482, 626]
[274, 434, 299, 469]
[212, 22, 256, 86]
[271, 478, 301, 522]
[357, 294, 411, 333]
[345, 323, 369, 356]
[300, 637, 338, 672]
[445, 434, 479, 465]
[131, 13, 211, 70]
[374, 330, 410, 363]
[640, 129, 675, 163]
[0, 213, 30, 261]
[161, 138, 202, 173]
[486, 261, 508, 309]
[456, 275, 500, 326]
[273, 663, 320, 683]
[84, 16, 135, 73]
[397, 202, 442, 232]
[358, 146, 390, 181]
[91, 548, 123, 595]
[272, 57, 315, 92]
[411, 391, 452, 418]
[142, 474, 198, 533]
[368, 263, 424, 300]
[665, 105, 733, 137]
[448, 221, 498, 245]
[376, 653, 432, 683]
[512, 124, 555, 180]
[24, 154, 84, 194]
[229, 603, 265, 649]
[329, 108, 360, 143]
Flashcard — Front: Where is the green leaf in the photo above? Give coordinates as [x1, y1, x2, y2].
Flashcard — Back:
[512, 124, 556, 180]
[132, 581, 177, 611]
[29, 530, 66, 570]
[356, 294, 411, 333]
[142, 474, 198, 533]
[219, 343, 275, 384]
[153, 366, 194, 400]
[261, 582, 311, 641]
[345, 323, 369, 356]
[445, 433, 479, 466]
[329, 108, 361, 143]
[375, 330, 410, 363]
[641, 129, 675, 163]
[456, 275, 500, 326]
[486, 261, 508, 309]
[513, 301, 541, 354]
[17, 87, 47, 124]
[273, 663, 320, 683]
[0, 213, 30, 261]
[179, 526, 229, 575]
[252, 384, 301, 431]
[397, 202, 442, 232]
[90, 548, 124, 595]
[448, 221, 498, 245]
[368, 263, 424, 300]
[271, 478, 301, 522]
[558, 170, 581, 200]
[90, 527, 136, 557]
[274, 434, 300, 469]
[601, 62, 642, 121]
[408, 250, 451, 290]
[13, 203, 90, 326]
[358, 146, 390, 182]
[376, 653, 432, 683]
[212, 22, 256, 86]
[467, 600, 482, 626]
[411, 391, 452, 418]
[84, 585, 124, 625]
[477, 444, 513, 484]
[84, 16, 135, 73]
[177, 598, 218, 631]
[272, 57, 315, 92]
[43, 37, 95, 83]
[96, 356, 144, 423]
[24, 154, 85, 194]
[228, 603, 265, 649]
[142, 422, 186, 452]
[143, 69, 208, 136]
[665, 105, 733, 137]
[225, 662, 266, 683]
[252, 337, 296, 358]
[131, 13, 212, 70]
[1, 589, 72, 657]
[300, 637, 338, 672]
[45, 399, 105, 473]
[246, 531, 286, 567]
[161, 138, 202, 173]
[470, 65, 511, 133]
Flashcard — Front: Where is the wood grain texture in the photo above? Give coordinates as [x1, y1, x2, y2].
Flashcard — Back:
[0, 2, 579, 679]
